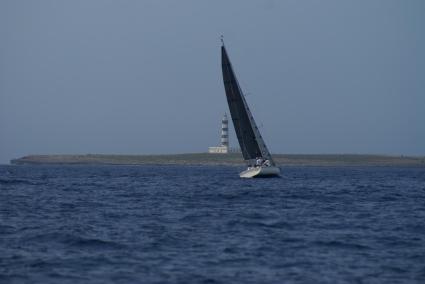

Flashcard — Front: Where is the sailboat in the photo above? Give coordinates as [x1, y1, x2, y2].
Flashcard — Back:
[221, 40, 280, 178]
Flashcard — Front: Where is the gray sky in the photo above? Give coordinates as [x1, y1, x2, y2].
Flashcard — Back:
[1, 0, 424, 163]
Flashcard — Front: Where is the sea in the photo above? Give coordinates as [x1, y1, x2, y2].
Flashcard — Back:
[0, 165, 424, 283]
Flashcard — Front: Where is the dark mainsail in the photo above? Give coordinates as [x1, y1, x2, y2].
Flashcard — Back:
[221, 43, 275, 166]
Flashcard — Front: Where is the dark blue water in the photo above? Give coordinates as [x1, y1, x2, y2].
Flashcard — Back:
[1, 165, 424, 283]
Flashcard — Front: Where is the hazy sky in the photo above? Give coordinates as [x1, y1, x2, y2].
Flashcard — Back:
[1, 0, 424, 163]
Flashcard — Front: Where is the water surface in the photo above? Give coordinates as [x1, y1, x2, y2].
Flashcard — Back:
[1, 165, 424, 283]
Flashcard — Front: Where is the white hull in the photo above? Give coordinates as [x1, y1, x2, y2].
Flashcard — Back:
[239, 166, 280, 178]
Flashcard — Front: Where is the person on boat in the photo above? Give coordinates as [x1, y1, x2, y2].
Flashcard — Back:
[263, 159, 271, 167]
[255, 157, 261, 167]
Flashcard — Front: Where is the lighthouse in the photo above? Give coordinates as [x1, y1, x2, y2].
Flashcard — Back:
[220, 113, 229, 148]
[208, 113, 230, 154]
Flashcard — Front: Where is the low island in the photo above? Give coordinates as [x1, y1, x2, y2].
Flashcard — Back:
[10, 153, 425, 167]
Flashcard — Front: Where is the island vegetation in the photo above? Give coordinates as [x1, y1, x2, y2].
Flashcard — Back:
[10, 153, 425, 167]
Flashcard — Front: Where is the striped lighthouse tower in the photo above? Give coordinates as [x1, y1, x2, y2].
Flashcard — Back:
[208, 113, 230, 154]
[220, 113, 229, 150]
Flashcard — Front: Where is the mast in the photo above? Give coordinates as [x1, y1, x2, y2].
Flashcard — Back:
[221, 41, 275, 166]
